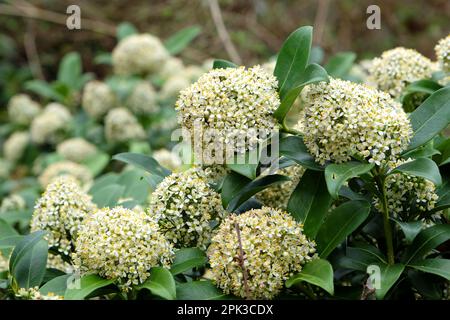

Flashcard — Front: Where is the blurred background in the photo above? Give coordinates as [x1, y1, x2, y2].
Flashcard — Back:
[0, 0, 449, 106]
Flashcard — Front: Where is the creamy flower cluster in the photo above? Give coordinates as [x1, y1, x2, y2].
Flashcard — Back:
[302, 78, 412, 165]
[82, 80, 117, 119]
[149, 168, 226, 249]
[3, 131, 29, 163]
[256, 165, 305, 209]
[126, 81, 159, 115]
[56, 138, 97, 163]
[31, 176, 97, 255]
[30, 103, 72, 145]
[112, 34, 169, 76]
[0, 193, 26, 213]
[176, 66, 280, 156]
[7, 94, 41, 126]
[375, 159, 439, 216]
[368, 47, 434, 98]
[38, 161, 93, 188]
[435, 34, 450, 73]
[15, 287, 63, 300]
[207, 207, 316, 299]
[104, 107, 146, 144]
[73, 207, 174, 291]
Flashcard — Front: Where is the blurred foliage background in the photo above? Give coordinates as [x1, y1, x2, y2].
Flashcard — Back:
[0, 0, 449, 106]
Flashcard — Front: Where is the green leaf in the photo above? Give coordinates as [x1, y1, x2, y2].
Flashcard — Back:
[325, 162, 374, 199]
[91, 184, 125, 208]
[274, 26, 312, 99]
[64, 274, 114, 300]
[176, 281, 229, 300]
[24, 80, 65, 102]
[57, 52, 82, 90]
[339, 244, 387, 271]
[118, 169, 151, 204]
[404, 79, 443, 95]
[287, 170, 332, 238]
[226, 148, 260, 180]
[375, 263, 405, 299]
[279, 136, 324, 171]
[324, 52, 356, 79]
[430, 181, 450, 213]
[212, 59, 237, 69]
[402, 141, 441, 159]
[0, 218, 18, 239]
[170, 248, 207, 275]
[316, 200, 371, 258]
[273, 63, 328, 121]
[10, 231, 48, 289]
[164, 25, 201, 55]
[285, 259, 334, 295]
[221, 172, 251, 208]
[393, 220, 422, 244]
[137, 267, 176, 300]
[116, 22, 138, 41]
[0, 235, 24, 250]
[402, 224, 450, 264]
[81, 152, 109, 176]
[113, 153, 171, 178]
[39, 274, 71, 296]
[389, 157, 442, 186]
[408, 259, 450, 280]
[407, 87, 450, 151]
[226, 174, 290, 212]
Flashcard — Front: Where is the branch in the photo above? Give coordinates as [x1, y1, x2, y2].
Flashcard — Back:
[24, 19, 45, 80]
[234, 221, 250, 299]
[313, 0, 330, 46]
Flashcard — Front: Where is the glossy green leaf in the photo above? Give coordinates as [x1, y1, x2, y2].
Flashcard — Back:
[316, 200, 371, 258]
[113, 153, 171, 178]
[176, 280, 229, 300]
[170, 248, 207, 275]
[164, 25, 201, 55]
[39, 274, 71, 296]
[137, 267, 176, 300]
[285, 259, 334, 295]
[81, 152, 109, 176]
[325, 162, 374, 199]
[287, 170, 332, 238]
[64, 274, 115, 300]
[408, 259, 450, 280]
[279, 136, 323, 171]
[91, 184, 125, 208]
[324, 52, 356, 78]
[24, 80, 65, 102]
[221, 172, 251, 208]
[407, 87, 450, 151]
[404, 79, 443, 95]
[57, 52, 82, 90]
[375, 263, 405, 299]
[339, 244, 387, 271]
[226, 148, 261, 180]
[213, 59, 237, 69]
[393, 220, 422, 244]
[116, 22, 138, 41]
[390, 157, 442, 186]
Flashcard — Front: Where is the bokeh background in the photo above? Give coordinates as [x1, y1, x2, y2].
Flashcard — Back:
[0, 0, 449, 106]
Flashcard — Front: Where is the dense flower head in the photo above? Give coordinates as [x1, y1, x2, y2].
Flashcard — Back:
[161, 75, 191, 100]
[125, 81, 159, 114]
[3, 131, 29, 163]
[104, 107, 146, 144]
[15, 287, 63, 300]
[30, 103, 72, 145]
[38, 161, 93, 188]
[82, 80, 117, 119]
[112, 34, 169, 75]
[374, 159, 439, 217]
[160, 57, 185, 80]
[175, 66, 280, 157]
[256, 164, 305, 209]
[31, 176, 97, 255]
[73, 206, 174, 291]
[149, 167, 226, 248]
[152, 149, 182, 172]
[435, 34, 450, 73]
[57, 138, 97, 163]
[368, 47, 434, 98]
[7, 94, 41, 126]
[302, 78, 412, 165]
[207, 207, 316, 299]
[0, 193, 26, 213]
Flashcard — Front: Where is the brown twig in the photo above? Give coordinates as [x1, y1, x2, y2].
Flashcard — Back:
[234, 221, 250, 299]
[24, 18, 45, 80]
[360, 278, 376, 300]
[313, 0, 330, 46]
[207, 0, 242, 65]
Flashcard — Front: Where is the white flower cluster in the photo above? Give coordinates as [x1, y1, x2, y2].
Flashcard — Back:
[31, 176, 97, 255]
[7, 94, 41, 126]
[207, 207, 316, 299]
[0, 193, 26, 213]
[149, 168, 226, 249]
[368, 47, 434, 98]
[73, 207, 174, 291]
[82, 80, 117, 119]
[176, 66, 280, 156]
[3, 131, 29, 163]
[302, 78, 412, 165]
[30, 103, 72, 145]
[126, 81, 159, 115]
[256, 165, 305, 209]
[112, 34, 169, 76]
[38, 161, 93, 188]
[435, 34, 450, 73]
[152, 149, 182, 172]
[161, 75, 191, 100]
[56, 138, 97, 163]
[15, 287, 63, 300]
[104, 108, 146, 144]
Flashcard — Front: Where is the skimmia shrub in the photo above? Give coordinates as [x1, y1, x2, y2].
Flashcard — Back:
[0, 25, 449, 301]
